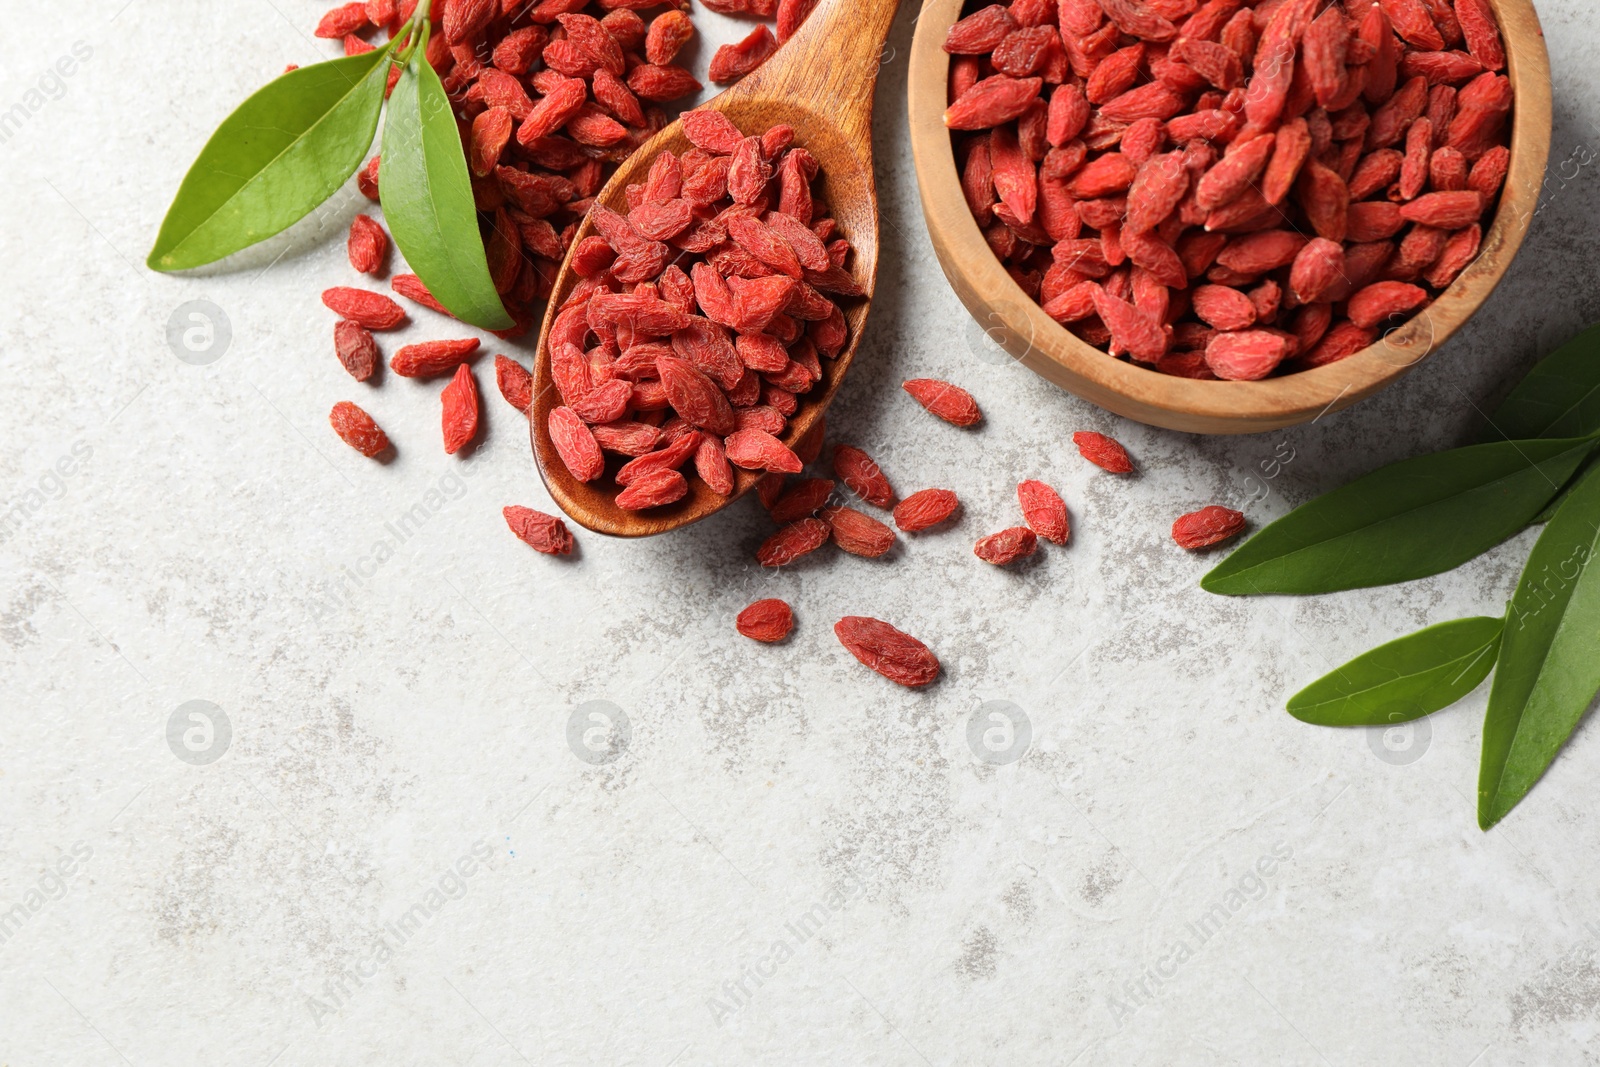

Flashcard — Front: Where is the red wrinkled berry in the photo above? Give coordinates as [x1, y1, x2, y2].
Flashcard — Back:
[821, 506, 897, 558]
[391, 338, 481, 378]
[329, 401, 389, 457]
[893, 489, 960, 532]
[503, 506, 573, 555]
[834, 616, 941, 688]
[616, 468, 689, 510]
[1172, 506, 1247, 550]
[737, 599, 794, 643]
[975, 526, 1039, 565]
[334, 320, 379, 382]
[902, 379, 983, 427]
[833, 445, 894, 507]
[1072, 431, 1134, 474]
[441, 364, 480, 455]
[347, 214, 388, 275]
[1016, 480, 1070, 544]
[494, 355, 532, 414]
[758, 518, 831, 567]
[322, 287, 405, 330]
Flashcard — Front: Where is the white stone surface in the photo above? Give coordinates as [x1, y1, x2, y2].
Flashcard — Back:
[3, 1, 1600, 1063]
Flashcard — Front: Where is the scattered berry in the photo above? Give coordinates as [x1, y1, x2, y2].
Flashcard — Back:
[737, 599, 795, 643]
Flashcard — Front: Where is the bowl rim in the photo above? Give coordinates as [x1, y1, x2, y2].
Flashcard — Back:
[906, 0, 1554, 435]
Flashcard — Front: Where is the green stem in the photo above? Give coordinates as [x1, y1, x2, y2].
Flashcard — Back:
[396, 0, 434, 64]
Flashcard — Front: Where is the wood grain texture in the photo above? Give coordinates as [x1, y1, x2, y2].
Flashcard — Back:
[907, 0, 1552, 435]
[529, 0, 901, 537]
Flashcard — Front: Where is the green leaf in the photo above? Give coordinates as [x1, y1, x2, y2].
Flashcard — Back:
[1287, 617, 1503, 727]
[1485, 323, 1600, 441]
[380, 56, 513, 331]
[149, 49, 393, 271]
[1203, 437, 1600, 597]
[1478, 463, 1600, 829]
[1529, 455, 1599, 526]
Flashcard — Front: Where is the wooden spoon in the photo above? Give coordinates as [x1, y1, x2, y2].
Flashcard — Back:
[529, 0, 902, 537]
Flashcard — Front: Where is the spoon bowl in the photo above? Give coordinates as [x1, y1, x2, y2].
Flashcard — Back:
[530, 0, 901, 536]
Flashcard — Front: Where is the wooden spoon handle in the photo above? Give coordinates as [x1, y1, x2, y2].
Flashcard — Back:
[725, 0, 903, 146]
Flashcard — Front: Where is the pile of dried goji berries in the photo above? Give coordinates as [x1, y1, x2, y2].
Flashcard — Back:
[318, 1, 821, 521]
[943, 0, 1512, 380]
[542, 109, 863, 510]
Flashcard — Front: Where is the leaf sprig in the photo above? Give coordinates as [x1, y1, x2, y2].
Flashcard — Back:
[148, 0, 511, 330]
[1210, 324, 1600, 829]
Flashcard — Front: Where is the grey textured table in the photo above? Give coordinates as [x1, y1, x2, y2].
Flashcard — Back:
[4, 2, 1600, 1063]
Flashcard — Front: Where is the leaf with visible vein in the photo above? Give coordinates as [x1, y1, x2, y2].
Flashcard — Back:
[1478, 463, 1600, 829]
[1203, 437, 1600, 597]
[381, 56, 513, 331]
[149, 49, 392, 271]
[1288, 617, 1503, 726]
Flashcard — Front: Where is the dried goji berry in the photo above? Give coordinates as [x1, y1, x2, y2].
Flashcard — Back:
[758, 518, 831, 567]
[646, 10, 695, 64]
[504, 506, 573, 556]
[770, 478, 836, 524]
[1072, 431, 1134, 474]
[1399, 190, 1485, 229]
[494, 355, 532, 414]
[1172, 505, 1247, 550]
[1455, 0, 1505, 71]
[737, 599, 794, 643]
[1191, 285, 1258, 332]
[1382, 0, 1445, 50]
[1300, 322, 1378, 368]
[1423, 224, 1482, 288]
[1206, 330, 1296, 380]
[1288, 238, 1345, 305]
[833, 445, 894, 508]
[726, 429, 803, 473]
[347, 214, 388, 275]
[834, 616, 941, 688]
[710, 25, 778, 84]
[945, 75, 1045, 130]
[322, 287, 406, 330]
[616, 468, 688, 510]
[975, 526, 1040, 565]
[1347, 281, 1430, 329]
[315, 3, 368, 39]
[682, 109, 745, 154]
[627, 64, 702, 103]
[1099, 0, 1176, 40]
[357, 155, 381, 200]
[694, 435, 736, 496]
[548, 406, 604, 482]
[441, 364, 479, 456]
[391, 274, 451, 317]
[821, 506, 897, 558]
[616, 431, 701, 487]
[334, 320, 379, 382]
[329, 401, 389, 457]
[592, 421, 663, 457]
[944, 4, 1018, 54]
[444, 0, 494, 45]
[391, 338, 481, 378]
[893, 488, 960, 533]
[657, 356, 736, 436]
[902, 379, 983, 427]
[1016, 480, 1070, 544]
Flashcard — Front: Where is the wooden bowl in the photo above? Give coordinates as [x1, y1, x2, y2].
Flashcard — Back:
[907, 0, 1553, 435]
